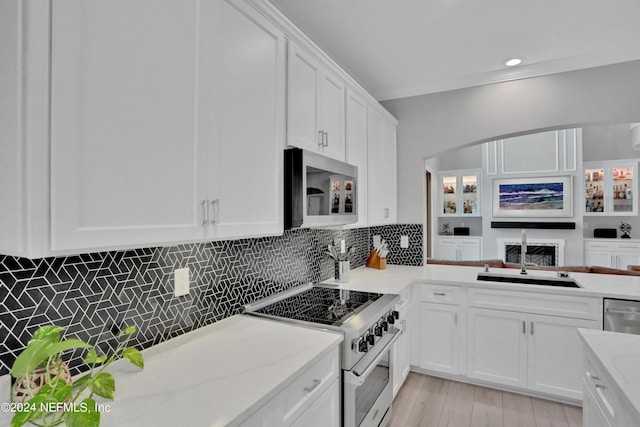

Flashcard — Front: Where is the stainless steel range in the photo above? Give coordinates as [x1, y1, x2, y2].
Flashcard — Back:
[243, 283, 400, 427]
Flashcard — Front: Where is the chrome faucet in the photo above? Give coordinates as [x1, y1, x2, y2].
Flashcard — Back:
[520, 230, 528, 275]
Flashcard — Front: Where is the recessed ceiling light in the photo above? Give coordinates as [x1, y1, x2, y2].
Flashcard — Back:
[505, 58, 524, 67]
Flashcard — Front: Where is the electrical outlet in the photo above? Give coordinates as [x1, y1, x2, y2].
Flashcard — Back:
[373, 235, 381, 247]
[174, 267, 190, 297]
[400, 235, 409, 249]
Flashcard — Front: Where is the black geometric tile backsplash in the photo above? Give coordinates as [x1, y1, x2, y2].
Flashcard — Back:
[0, 225, 423, 377]
[370, 224, 424, 266]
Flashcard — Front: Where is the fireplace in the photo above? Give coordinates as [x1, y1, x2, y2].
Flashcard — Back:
[498, 238, 565, 267]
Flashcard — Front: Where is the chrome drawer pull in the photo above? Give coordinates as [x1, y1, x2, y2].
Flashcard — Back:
[201, 200, 208, 225]
[304, 378, 321, 393]
[433, 292, 446, 297]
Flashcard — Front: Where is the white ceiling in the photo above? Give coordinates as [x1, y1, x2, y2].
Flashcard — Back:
[269, 0, 640, 101]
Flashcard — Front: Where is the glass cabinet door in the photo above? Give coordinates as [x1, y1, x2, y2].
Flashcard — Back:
[442, 176, 458, 214]
[585, 168, 605, 213]
[611, 166, 633, 213]
[462, 175, 478, 214]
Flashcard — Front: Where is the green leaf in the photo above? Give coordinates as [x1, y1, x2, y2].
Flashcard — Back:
[119, 326, 136, 336]
[37, 378, 73, 403]
[65, 398, 100, 427]
[45, 339, 92, 358]
[73, 373, 92, 387]
[10, 392, 55, 427]
[83, 349, 106, 365]
[30, 325, 64, 345]
[122, 347, 144, 369]
[11, 339, 52, 378]
[89, 372, 115, 400]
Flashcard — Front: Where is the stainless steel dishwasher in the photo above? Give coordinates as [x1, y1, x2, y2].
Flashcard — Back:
[603, 298, 640, 334]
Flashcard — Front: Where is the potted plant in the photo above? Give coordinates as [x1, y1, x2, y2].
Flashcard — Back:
[9, 325, 144, 427]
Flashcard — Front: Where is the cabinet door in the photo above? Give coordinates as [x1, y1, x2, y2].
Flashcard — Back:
[441, 175, 459, 215]
[609, 164, 635, 215]
[287, 42, 320, 152]
[419, 303, 460, 375]
[393, 303, 411, 396]
[319, 69, 345, 161]
[290, 379, 340, 427]
[210, 0, 285, 239]
[367, 108, 397, 226]
[345, 90, 368, 228]
[50, 0, 206, 250]
[437, 239, 459, 261]
[585, 251, 613, 268]
[458, 240, 481, 261]
[467, 308, 527, 388]
[615, 242, 640, 269]
[527, 315, 598, 399]
[582, 379, 613, 427]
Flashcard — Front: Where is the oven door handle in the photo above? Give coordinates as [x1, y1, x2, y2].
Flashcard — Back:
[344, 326, 401, 387]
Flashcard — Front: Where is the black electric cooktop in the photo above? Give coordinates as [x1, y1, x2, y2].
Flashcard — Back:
[254, 286, 382, 326]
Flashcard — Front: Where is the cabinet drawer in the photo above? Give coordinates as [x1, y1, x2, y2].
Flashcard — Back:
[468, 288, 600, 320]
[276, 347, 340, 425]
[420, 284, 460, 305]
[584, 356, 618, 423]
[615, 242, 640, 251]
[585, 241, 615, 251]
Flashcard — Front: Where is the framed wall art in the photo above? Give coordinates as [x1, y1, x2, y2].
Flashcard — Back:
[492, 176, 573, 217]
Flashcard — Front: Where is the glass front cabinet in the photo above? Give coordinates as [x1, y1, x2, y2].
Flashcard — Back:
[584, 161, 638, 216]
[439, 170, 481, 216]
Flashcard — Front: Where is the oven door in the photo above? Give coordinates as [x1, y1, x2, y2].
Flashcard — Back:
[343, 326, 401, 427]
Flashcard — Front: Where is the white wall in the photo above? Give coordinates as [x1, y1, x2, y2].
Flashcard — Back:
[381, 60, 640, 228]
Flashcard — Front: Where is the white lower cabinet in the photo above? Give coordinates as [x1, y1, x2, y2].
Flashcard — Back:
[467, 308, 599, 400]
[582, 378, 612, 427]
[419, 303, 460, 375]
[437, 237, 482, 261]
[290, 379, 340, 427]
[241, 347, 340, 427]
[584, 239, 640, 269]
[467, 308, 527, 388]
[392, 292, 412, 396]
[418, 284, 462, 376]
[416, 284, 602, 402]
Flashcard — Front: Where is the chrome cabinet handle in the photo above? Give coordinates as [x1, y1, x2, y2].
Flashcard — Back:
[522, 321, 526, 334]
[211, 199, 219, 224]
[384, 208, 390, 219]
[324, 131, 329, 147]
[304, 378, 321, 393]
[318, 130, 324, 148]
[530, 321, 534, 335]
[401, 319, 407, 332]
[454, 312, 458, 326]
[201, 200, 208, 225]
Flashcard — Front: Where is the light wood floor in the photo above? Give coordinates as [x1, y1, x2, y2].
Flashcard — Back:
[390, 373, 582, 427]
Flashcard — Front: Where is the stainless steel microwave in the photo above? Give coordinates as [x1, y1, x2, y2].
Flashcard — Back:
[284, 148, 358, 229]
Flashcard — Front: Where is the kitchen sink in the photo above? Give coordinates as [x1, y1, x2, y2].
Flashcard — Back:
[476, 272, 581, 288]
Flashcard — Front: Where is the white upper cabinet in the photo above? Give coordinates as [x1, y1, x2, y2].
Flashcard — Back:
[51, 0, 206, 250]
[208, 0, 285, 240]
[367, 107, 398, 225]
[345, 89, 368, 228]
[50, 0, 285, 252]
[584, 161, 637, 216]
[287, 41, 346, 161]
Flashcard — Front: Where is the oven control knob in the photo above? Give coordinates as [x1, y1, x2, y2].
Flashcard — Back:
[374, 323, 383, 337]
[393, 310, 400, 320]
[366, 333, 375, 346]
[387, 313, 395, 324]
[381, 320, 388, 332]
[358, 338, 369, 353]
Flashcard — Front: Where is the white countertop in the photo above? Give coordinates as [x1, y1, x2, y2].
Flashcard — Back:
[325, 264, 640, 300]
[0, 315, 342, 427]
[578, 329, 640, 420]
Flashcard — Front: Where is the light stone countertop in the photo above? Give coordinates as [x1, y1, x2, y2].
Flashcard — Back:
[578, 329, 640, 421]
[326, 264, 640, 300]
[0, 315, 342, 427]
